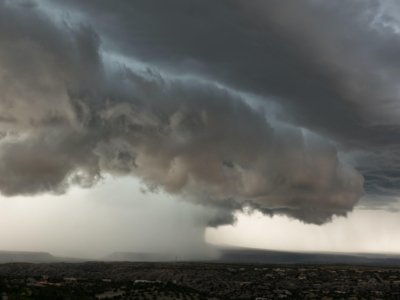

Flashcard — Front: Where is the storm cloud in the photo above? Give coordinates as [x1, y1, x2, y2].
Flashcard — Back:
[1, 0, 399, 225]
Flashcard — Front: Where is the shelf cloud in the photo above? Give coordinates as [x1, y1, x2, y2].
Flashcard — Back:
[1, 0, 400, 225]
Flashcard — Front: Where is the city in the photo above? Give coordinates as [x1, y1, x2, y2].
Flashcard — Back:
[1, 262, 400, 299]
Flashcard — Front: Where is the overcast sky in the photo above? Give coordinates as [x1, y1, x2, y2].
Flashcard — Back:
[1, 0, 400, 257]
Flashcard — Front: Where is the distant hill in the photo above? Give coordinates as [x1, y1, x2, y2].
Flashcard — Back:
[0, 251, 88, 263]
[103, 247, 400, 266]
[217, 246, 400, 266]
[0, 251, 54, 263]
[104, 252, 176, 262]
[3, 247, 400, 266]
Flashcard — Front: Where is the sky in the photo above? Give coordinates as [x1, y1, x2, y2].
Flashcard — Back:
[1, 0, 400, 258]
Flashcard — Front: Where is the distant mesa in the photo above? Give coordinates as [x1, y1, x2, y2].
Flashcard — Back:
[0, 251, 87, 263]
[0, 251, 54, 263]
[2, 247, 400, 266]
[102, 247, 400, 266]
[104, 252, 176, 262]
[217, 246, 400, 266]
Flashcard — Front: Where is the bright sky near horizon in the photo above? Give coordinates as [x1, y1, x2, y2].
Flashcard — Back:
[1, 177, 400, 258]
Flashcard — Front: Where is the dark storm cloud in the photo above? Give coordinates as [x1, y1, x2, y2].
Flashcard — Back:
[3, 0, 400, 225]
[43, 0, 369, 135]
[46, 0, 399, 133]
[44, 0, 400, 203]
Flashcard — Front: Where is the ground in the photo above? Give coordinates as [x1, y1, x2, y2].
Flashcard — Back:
[1, 262, 400, 299]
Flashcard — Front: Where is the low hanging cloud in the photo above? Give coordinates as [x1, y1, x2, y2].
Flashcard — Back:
[44, 0, 400, 202]
[4, 0, 394, 226]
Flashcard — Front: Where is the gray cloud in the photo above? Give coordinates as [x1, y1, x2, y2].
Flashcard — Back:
[41, 0, 400, 205]
[4, 0, 400, 225]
